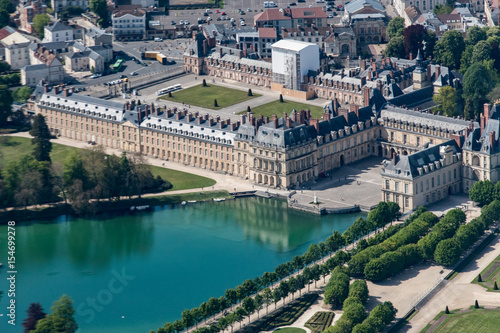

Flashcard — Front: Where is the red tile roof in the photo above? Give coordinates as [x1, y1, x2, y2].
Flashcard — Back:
[0, 27, 15, 40]
[258, 27, 277, 38]
[254, 8, 291, 22]
[290, 7, 327, 19]
[436, 14, 461, 23]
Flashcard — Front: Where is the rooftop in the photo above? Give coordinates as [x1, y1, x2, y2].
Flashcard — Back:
[271, 39, 317, 52]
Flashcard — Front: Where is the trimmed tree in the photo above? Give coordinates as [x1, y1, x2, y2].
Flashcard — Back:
[248, 88, 253, 96]
[214, 99, 218, 107]
[203, 79, 207, 87]
[279, 94, 284, 103]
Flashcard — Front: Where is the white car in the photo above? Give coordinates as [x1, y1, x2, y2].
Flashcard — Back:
[130, 71, 138, 76]
[184, 20, 190, 25]
[179, 20, 184, 25]
[241, 21, 246, 26]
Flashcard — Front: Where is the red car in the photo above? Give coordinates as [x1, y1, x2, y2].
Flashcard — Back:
[216, 9, 219, 13]
[221, 11, 226, 15]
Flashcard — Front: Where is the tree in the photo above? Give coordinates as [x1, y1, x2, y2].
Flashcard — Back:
[387, 17, 404, 39]
[434, 238, 462, 265]
[242, 297, 256, 323]
[0, 84, 12, 126]
[262, 288, 272, 314]
[463, 63, 493, 120]
[487, 83, 500, 103]
[32, 13, 50, 38]
[403, 25, 427, 59]
[472, 40, 492, 64]
[466, 26, 488, 46]
[343, 302, 366, 325]
[0, 0, 14, 13]
[22, 303, 46, 333]
[0, 9, 8, 29]
[90, 0, 108, 27]
[434, 30, 466, 69]
[30, 114, 52, 162]
[348, 280, 369, 305]
[34, 294, 77, 333]
[433, 86, 458, 116]
[383, 36, 405, 58]
[0, 61, 10, 73]
[469, 180, 495, 205]
[292, 255, 305, 273]
[12, 86, 32, 103]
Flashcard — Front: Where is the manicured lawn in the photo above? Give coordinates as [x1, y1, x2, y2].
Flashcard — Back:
[472, 252, 500, 291]
[275, 328, 306, 333]
[149, 165, 215, 191]
[0, 136, 79, 167]
[160, 84, 260, 110]
[240, 100, 325, 119]
[0, 136, 216, 191]
[432, 310, 500, 333]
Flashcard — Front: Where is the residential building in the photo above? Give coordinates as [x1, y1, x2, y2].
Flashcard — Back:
[51, 0, 89, 13]
[44, 21, 74, 42]
[21, 63, 49, 86]
[84, 27, 113, 46]
[281, 26, 332, 48]
[26, 44, 64, 84]
[64, 50, 104, 73]
[403, 5, 422, 26]
[236, 28, 277, 59]
[394, 0, 447, 17]
[18, 0, 47, 34]
[485, 0, 499, 26]
[381, 139, 462, 212]
[271, 39, 320, 91]
[254, 7, 327, 30]
[436, 14, 463, 30]
[112, 8, 146, 41]
[4, 42, 31, 69]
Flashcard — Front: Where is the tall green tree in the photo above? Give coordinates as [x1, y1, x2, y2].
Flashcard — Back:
[90, 0, 108, 27]
[12, 86, 32, 103]
[383, 36, 405, 58]
[34, 295, 77, 333]
[29, 114, 52, 162]
[0, 10, 9, 29]
[241, 297, 256, 323]
[0, 84, 12, 126]
[466, 26, 488, 46]
[469, 180, 495, 205]
[32, 13, 50, 38]
[434, 238, 462, 265]
[387, 17, 404, 39]
[472, 40, 492, 64]
[434, 30, 466, 69]
[463, 63, 493, 120]
[433, 86, 458, 116]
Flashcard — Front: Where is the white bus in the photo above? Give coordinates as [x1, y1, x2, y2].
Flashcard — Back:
[156, 84, 182, 96]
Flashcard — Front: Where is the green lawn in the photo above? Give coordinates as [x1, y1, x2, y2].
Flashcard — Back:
[432, 310, 500, 333]
[160, 84, 260, 110]
[149, 165, 215, 191]
[275, 328, 306, 333]
[0, 136, 79, 167]
[0, 136, 216, 192]
[240, 100, 325, 119]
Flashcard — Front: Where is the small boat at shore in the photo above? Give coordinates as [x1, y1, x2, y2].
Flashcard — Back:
[181, 201, 187, 205]
[187, 200, 197, 203]
[130, 205, 150, 211]
[213, 198, 226, 202]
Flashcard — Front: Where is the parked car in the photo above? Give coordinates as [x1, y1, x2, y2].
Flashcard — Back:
[221, 11, 226, 15]
[203, 12, 209, 16]
[216, 17, 221, 21]
[154, 37, 163, 42]
[241, 21, 246, 26]
[247, 8, 251, 11]
[171, 20, 176, 25]
[328, 14, 333, 18]
[120, 74, 127, 79]
[130, 71, 138, 76]
[184, 20, 190, 25]
[179, 20, 184, 25]
[290, 2, 297, 5]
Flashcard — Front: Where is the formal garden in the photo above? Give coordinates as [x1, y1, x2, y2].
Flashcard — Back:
[421, 307, 500, 333]
[160, 82, 260, 109]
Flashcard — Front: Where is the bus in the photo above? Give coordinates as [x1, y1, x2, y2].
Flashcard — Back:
[111, 59, 124, 73]
[141, 51, 168, 65]
[156, 84, 182, 96]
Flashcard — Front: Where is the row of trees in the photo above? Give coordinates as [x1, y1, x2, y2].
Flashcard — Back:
[22, 295, 78, 333]
[0, 115, 172, 212]
[0, 0, 15, 30]
[434, 199, 500, 265]
[154, 203, 403, 333]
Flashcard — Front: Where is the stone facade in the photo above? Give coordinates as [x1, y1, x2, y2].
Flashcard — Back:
[18, 1, 47, 34]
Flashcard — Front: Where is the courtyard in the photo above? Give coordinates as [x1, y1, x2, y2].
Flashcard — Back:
[240, 100, 325, 119]
[160, 83, 260, 110]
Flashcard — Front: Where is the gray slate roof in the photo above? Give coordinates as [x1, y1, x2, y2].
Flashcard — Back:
[46, 21, 71, 32]
[344, 0, 385, 13]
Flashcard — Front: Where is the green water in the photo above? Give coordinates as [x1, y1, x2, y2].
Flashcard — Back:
[0, 197, 363, 333]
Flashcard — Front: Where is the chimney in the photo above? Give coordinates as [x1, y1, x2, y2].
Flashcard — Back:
[300, 110, 305, 124]
[371, 62, 376, 72]
[230, 122, 237, 131]
[409, 52, 413, 60]
[484, 103, 492, 124]
[359, 56, 365, 70]
[368, 70, 372, 80]
[219, 120, 224, 129]
[340, 68, 344, 78]
[264, 116, 269, 124]
[392, 152, 397, 166]
[363, 87, 370, 107]
[44, 85, 49, 93]
[64, 88, 68, 97]
[219, 48, 223, 58]
[322, 112, 330, 122]
[156, 106, 159, 116]
[241, 114, 246, 124]
[54, 86, 58, 95]
[145, 104, 149, 116]
[175, 112, 181, 120]
[209, 118, 214, 126]
[350, 104, 360, 118]
[138, 109, 142, 123]
[286, 117, 292, 128]
[197, 116, 203, 125]
[239, 51, 242, 59]
[309, 118, 319, 132]
[480, 113, 485, 134]
[451, 133, 462, 148]
[306, 110, 311, 119]
[435, 65, 441, 79]
[490, 131, 496, 148]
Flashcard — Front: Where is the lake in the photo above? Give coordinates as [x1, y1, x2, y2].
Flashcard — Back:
[0, 197, 363, 333]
